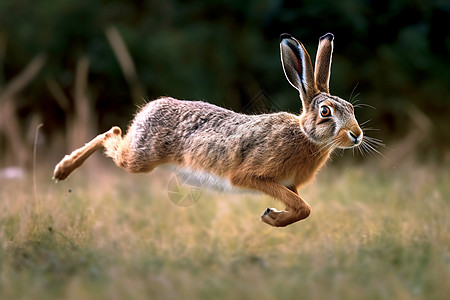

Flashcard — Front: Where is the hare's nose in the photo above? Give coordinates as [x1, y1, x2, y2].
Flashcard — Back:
[348, 130, 363, 145]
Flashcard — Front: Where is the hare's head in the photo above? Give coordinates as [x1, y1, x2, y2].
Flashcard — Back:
[280, 33, 362, 149]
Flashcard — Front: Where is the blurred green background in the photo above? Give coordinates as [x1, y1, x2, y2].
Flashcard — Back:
[1, 0, 449, 167]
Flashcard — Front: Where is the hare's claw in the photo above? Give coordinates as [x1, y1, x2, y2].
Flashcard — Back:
[262, 207, 270, 217]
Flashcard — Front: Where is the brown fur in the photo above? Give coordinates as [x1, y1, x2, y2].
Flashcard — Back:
[53, 33, 363, 227]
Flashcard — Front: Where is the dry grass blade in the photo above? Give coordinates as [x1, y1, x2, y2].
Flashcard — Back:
[0, 54, 46, 166]
[0, 53, 46, 103]
[106, 26, 145, 104]
[46, 77, 71, 112]
[33, 123, 43, 217]
[68, 56, 97, 152]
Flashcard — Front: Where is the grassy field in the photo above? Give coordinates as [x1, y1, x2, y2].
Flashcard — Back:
[0, 160, 449, 300]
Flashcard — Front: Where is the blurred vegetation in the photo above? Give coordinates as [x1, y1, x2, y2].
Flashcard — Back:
[0, 163, 449, 299]
[0, 0, 449, 166]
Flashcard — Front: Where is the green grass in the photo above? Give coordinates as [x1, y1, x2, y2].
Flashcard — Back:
[0, 162, 449, 300]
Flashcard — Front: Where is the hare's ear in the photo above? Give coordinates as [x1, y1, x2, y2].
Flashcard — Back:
[280, 33, 318, 109]
[314, 33, 334, 94]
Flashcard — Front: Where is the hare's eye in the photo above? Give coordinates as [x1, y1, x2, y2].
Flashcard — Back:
[320, 106, 332, 117]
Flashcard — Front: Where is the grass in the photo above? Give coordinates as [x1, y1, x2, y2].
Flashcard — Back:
[0, 161, 449, 300]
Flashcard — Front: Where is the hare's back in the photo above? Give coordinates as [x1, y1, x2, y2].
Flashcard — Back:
[132, 97, 250, 134]
[128, 97, 250, 157]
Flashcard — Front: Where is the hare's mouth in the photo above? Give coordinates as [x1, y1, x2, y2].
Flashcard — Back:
[334, 129, 363, 149]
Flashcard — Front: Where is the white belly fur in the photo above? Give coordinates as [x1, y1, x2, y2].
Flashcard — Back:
[163, 164, 256, 194]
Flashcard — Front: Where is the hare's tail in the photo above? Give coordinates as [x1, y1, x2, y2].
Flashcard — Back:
[53, 126, 128, 181]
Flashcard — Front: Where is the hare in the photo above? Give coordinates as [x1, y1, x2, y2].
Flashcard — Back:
[53, 33, 363, 227]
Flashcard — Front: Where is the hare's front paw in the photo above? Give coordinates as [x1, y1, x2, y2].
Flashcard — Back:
[260, 207, 285, 227]
[260, 207, 310, 227]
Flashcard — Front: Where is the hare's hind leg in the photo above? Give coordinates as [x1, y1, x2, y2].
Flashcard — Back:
[53, 126, 124, 181]
[231, 175, 311, 227]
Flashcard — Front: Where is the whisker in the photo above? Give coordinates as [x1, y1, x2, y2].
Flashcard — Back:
[349, 82, 360, 104]
[351, 131, 387, 159]
[311, 140, 335, 157]
[364, 136, 385, 147]
[363, 140, 386, 158]
[357, 142, 370, 157]
[361, 127, 380, 132]
[310, 138, 339, 157]
[362, 143, 374, 157]
[350, 94, 361, 105]
[360, 136, 386, 158]
[335, 148, 345, 157]
[359, 119, 372, 127]
[354, 103, 376, 110]
[357, 144, 365, 156]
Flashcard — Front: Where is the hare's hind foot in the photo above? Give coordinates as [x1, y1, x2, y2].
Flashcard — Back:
[53, 126, 122, 181]
[53, 154, 76, 181]
[261, 207, 311, 227]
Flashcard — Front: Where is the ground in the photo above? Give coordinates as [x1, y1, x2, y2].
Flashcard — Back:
[0, 160, 449, 300]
